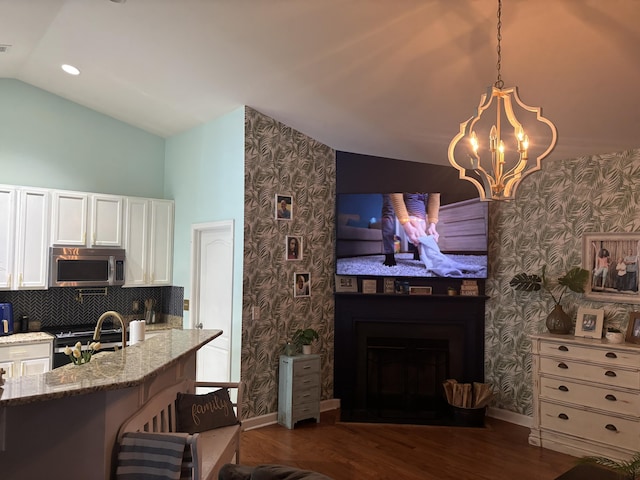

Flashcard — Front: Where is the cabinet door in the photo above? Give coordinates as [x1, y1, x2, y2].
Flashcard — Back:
[51, 191, 87, 246]
[0, 360, 15, 379]
[149, 200, 174, 285]
[20, 357, 51, 376]
[0, 186, 17, 290]
[91, 194, 123, 247]
[15, 189, 49, 289]
[123, 197, 150, 286]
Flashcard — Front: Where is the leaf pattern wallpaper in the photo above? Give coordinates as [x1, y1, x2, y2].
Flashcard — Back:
[486, 150, 640, 415]
[240, 104, 640, 421]
[243, 107, 336, 419]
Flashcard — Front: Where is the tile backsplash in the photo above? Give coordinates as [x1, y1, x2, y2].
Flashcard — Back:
[0, 286, 184, 329]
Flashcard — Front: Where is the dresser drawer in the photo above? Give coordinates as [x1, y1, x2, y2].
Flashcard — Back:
[539, 341, 640, 368]
[293, 357, 320, 377]
[292, 402, 320, 420]
[292, 385, 320, 405]
[539, 357, 640, 389]
[541, 401, 640, 451]
[291, 373, 320, 395]
[540, 377, 640, 416]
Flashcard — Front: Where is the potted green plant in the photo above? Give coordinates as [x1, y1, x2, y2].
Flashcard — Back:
[510, 266, 589, 334]
[292, 328, 319, 355]
[580, 452, 640, 479]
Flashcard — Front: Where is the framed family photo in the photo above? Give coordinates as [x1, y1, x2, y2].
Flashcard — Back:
[335, 275, 358, 293]
[285, 235, 303, 261]
[574, 307, 604, 339]
[583, 232, 640, 304]
[626, 311, 640, 344]
[294, 272, 310, 298]
[275, 194, 293, 220]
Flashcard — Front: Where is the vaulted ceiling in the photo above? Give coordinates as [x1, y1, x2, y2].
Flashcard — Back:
[1, 0, 639, 166]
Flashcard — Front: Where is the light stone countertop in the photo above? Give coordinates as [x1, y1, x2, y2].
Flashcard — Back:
[0, 328, 222, 407]
[0, 332, 54, 345]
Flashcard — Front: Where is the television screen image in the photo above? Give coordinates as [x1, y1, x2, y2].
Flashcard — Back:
[336, 192, 488, 279]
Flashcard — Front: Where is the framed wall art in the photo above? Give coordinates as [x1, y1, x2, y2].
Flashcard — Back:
[583, 232, 640, 304]
[286, 235, 302, 261]
[574, 307, 604, 339]
[275, 194, 293, 220]
[294, 272, 310, 297]
[625, 311, 640, 344]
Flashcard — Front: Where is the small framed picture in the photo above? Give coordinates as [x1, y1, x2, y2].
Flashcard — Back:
[294, 272, 310, 297]
[410, 286, 432, 296]
[275, 194, 293, 220]
[335, 275, 357, 293]
[625, 312, 640, 344]
[362, 279, 377, 294]
[383, 278, 396, 294]
[575, 307, 604, 338]
[286, 235, 303, 261]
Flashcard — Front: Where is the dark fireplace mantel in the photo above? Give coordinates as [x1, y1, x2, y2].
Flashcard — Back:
[334, 293, 486, 424]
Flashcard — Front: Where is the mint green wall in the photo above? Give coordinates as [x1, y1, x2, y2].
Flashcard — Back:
[0, 79, 165, 198]
[164, 107, 245, 379]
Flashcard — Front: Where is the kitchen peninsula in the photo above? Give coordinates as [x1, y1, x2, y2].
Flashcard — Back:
[0, 328, 222, 479]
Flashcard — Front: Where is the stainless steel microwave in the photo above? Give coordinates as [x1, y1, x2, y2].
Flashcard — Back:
[49, 247, 125, 287]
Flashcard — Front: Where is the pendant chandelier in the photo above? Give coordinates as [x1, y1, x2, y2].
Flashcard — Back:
[448, 0, 557, 201]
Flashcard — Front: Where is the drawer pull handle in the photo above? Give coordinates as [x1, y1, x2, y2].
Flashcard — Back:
[605, 370, 617, 377]
[605, 352, 618, 359]
[303, 366, 312, 370]
[557, 362, 568, 369]
[605, 424, 618, 432]
[558, 345, 569, 352]
[558, 385, 569, 392]
[605, 394, 617, 402]
[558, 413, 569, 420]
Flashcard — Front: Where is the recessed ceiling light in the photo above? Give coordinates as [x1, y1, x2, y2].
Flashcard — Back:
[61, 64, 80, 76]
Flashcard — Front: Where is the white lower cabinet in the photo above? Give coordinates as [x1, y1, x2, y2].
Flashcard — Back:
[0, 339, 52, 378]
[530, 334, 640, 461]
[278, 354, 321, 429]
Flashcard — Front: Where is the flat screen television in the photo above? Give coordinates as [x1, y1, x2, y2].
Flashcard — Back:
[335, 192, 488, 279]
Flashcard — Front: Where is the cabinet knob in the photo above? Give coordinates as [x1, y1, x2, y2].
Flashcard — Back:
[558, 413, 569, 420]
[605, 394, 617, 402]
[605, 424, 618, 432]
[604, 370, 617, 377]
[558, 385, 569, 392]
[557, 362, 568, 369]
[558, 345, 569, 352]
[605, 352, 618, 359]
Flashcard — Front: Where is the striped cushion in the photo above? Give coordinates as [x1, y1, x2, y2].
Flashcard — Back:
[116, 431, 194, 480]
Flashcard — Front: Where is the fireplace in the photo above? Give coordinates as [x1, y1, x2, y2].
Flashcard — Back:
[334, 291, 486, 424]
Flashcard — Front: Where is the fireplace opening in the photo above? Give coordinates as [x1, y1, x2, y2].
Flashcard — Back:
[335, 294, 485, 425]
[366, 337, 449, 421]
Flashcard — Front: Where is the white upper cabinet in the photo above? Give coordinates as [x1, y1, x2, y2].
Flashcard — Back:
[124, 197, 174, 286]
[0, 185, 50, 290]
[0, 186, 17, 289]
[51, 190, 122, 247]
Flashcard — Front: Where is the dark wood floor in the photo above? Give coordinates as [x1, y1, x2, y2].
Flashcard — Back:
[239, 411, 578, 480]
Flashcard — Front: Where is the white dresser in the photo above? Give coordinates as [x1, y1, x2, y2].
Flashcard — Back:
[278, 354, 321, 429]
[530, 333, 640, 461]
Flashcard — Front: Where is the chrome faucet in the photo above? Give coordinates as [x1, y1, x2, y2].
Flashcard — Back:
[93, 311, 127, 349]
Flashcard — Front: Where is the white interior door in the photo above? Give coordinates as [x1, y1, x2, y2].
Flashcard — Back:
[192, 220, 233, 382]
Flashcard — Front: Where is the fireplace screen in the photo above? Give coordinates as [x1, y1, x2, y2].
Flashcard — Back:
[366, 337, 449, 421]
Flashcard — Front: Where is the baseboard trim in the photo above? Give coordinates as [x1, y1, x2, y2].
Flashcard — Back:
[242, 400, 532, 431]
[487, 407, 532, 428]
[242, 399, 341, 431]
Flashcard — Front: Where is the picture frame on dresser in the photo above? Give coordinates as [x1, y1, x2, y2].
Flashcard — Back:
[574, 307, 604, 338]
[625, 311, 640, 344]
[583, 232, 640, 304]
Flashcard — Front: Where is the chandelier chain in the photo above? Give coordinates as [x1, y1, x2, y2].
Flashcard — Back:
[495, 0, 504, 89]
